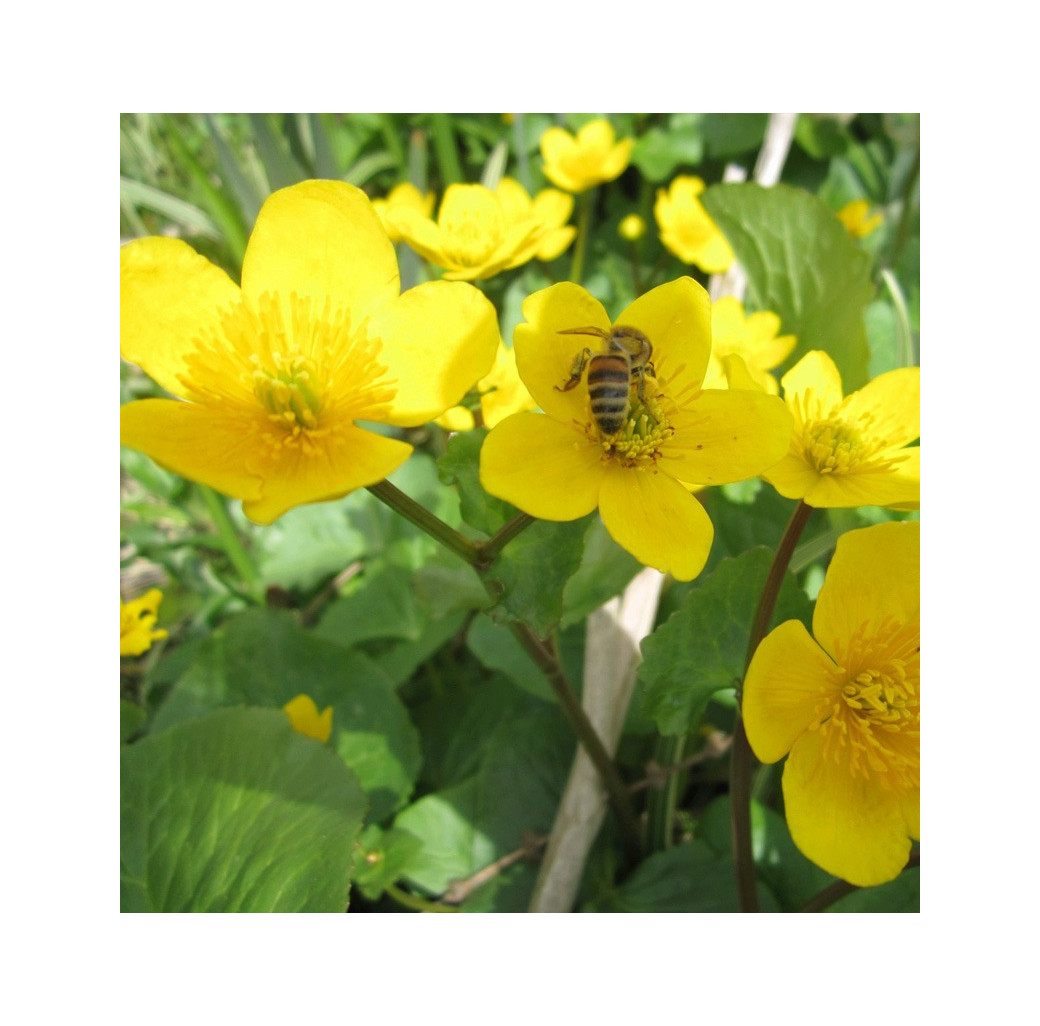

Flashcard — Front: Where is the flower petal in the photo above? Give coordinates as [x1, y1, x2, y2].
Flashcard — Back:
[780, 350, 844, 415]
[616, 277, 711, 400]
[842, 366, 920, 448]
[513, 282, 612, 419]
[598, 466, 713, 581]
[665, 389, 793, 485]
[783, 728, 916, 886]
[479, 412, 603, 520]
[801, 448, 920, 509]
[368, 280, 499, 426]
[121, 398, 266, 503]
[120, 237, 240, 398]
[742, 620, 837, 763]
[240, 180, 399, 319]
[812, 520, 920, 657]
[244, 425, 413, 525]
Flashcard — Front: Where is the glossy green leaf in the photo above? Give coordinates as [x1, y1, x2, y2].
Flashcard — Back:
[701, 182, 874, 390]
[121, 708, 367, 912]
[640, 547, 813, 736]
[150, 608, 421, 822]
[438, 429, 514, 537]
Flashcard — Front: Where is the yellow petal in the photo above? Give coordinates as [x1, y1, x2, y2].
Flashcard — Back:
[240, 180, 399, 319]
[665, 390, 793, 485]
[121, 398, 266, 504]
[812, 521, 919, 658]
[783, 728, 916, 886]
[479, 412, 604, 520]
[283, 694, 333, 743]
[243, 426, 414, 525]
[368, 280, 499, 426]
[842, 366, 920, 448]
[513, 282, 611, 418]
[120, 237, 240, 398]
[598, 466, 713, 581]
[800, 448, 920, 509]
[742, 620, 837, 763]
[616, 277, 712, 399]
[780, 350, 845, 414]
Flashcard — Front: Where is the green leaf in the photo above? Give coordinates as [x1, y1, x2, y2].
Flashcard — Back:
[393, 707, 572, 900]
[583, 839, 780, 912]
[701, 182, 874, 390]
[484, 517, 590, 636]
[698, 796, 833, 911]
[120, 700, 146, 744]
[438, 429, 514, 536]
[561, 517, 643, 628]
[352, 825, 426, 901]
[828, 865, 920, 912]
[151, 608, 421, 822]
[630, 120, 704, 182]
[121, 707, 367, 911]
[640, 547, 813, 736]
[466, 616, 553, 702]
[701, 113, 768, 158]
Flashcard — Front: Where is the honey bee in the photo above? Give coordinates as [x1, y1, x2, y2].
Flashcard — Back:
[555, 325, 655, 435]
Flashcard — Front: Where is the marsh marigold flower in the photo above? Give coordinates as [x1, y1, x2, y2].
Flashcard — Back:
[283, 694, 333, 743]
[120, 589, 168, 657]
[704, 296, 796, 394]
[539, 119, 633, 193]
[762, 350, 919, 509]
[388, 178, 573, 281]
[120, 181, 498, 524]
[742, 520, 919, 886]
[371, 182, 435, 243]
[654, 176, 734, 274]
[478, 279, 793, 580]
[837, 198, 884, 239]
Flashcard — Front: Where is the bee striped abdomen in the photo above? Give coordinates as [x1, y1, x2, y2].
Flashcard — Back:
[587, 354, 632, 435]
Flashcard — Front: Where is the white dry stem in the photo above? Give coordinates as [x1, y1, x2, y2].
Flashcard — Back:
[528, 567, 664, 912]
[528, 115, 800, 913]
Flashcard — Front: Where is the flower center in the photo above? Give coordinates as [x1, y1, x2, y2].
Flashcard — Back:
[794, 392, 907, 477]
[441, 201, 503, 266]
[811, 615, 920, 792]
[591, 381, 674, 466]
[180, 291, 396, 458]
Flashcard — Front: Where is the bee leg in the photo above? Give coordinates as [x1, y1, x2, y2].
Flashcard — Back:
[555, 348, 593, 392]
[633, 366, 658, 423]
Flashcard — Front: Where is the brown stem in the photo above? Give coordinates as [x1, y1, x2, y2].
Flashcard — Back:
[731, 500, 814, 912]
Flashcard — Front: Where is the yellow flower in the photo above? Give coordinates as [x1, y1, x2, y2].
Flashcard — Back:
[654, 175, 734, 274]
[387, 178, 572, 281]
[283, 694, 333, 743]
[539, 119, 633, 193]
[479, 279, 793, 580]
[743, 521, 919, 886]
[120, 589, 168, 657]
[495, 178, 576, 262]
[371, 183, 435, 243]
[435, 341, 538, 431]
[703, 296, 796, 394]
[120, 180, 499, 524]
[762, 350, 920, 509]
[619, 214, 647, 242]
[837, 198, 884, 239]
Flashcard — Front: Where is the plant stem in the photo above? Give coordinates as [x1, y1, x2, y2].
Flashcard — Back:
[385, 884, 460, 913]
[367, 479, 481, 566]
[730, 499, 814, 912]
[196, 484, 262, 600]
[430, 113, 463, 186]
[569, 189, 593, 284]
[368, 479, 634, 843]
[476, 512, 536, 566]
[645, 733, 686, 852]
[508, 622, 643, 861]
